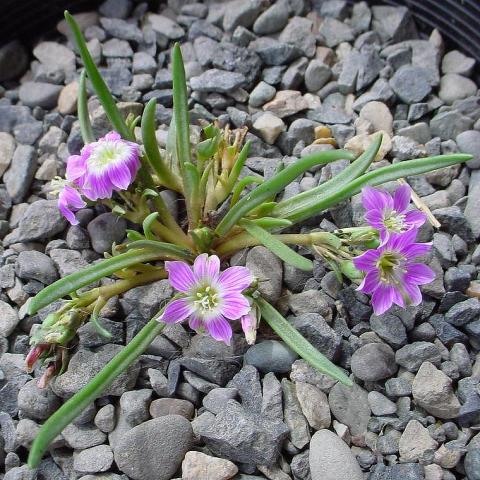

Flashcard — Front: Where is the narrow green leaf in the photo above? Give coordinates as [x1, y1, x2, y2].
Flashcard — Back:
[172, 43, 198, 227]
[184, 162, 201, 228]
[28, 248, 165, 315]
[240, 219, 313, 271]
[77, 70, 95, 143]
[226, 140, 251, 191]
[142, 212, 159, 240]
[250, 217, 293, 229]
[285, 153, 472, 223]
[257, 297, 352, 386]
[141, 98, 182, 192]
[28, 317, 165, 468]
[231, 176, 263, 206]
[273, 133, 382, 219]
[64, 11, 131, 140]
[216, 149, 355, 237]
[126, 240, 194, 261]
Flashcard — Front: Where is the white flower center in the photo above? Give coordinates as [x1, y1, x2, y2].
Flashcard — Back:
[87, 141, 132, 174]
[193, 285, 219, 314]
[376, 251, 407, 285]
[383, 210, 406, 232]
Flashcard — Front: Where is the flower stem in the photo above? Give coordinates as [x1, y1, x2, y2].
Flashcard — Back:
[215, 231, 337, 256]
[27, 316, 165, 468]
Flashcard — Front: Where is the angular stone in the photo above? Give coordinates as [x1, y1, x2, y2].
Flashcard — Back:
[4, 145, 36, 204]
[182, 451, 238, 480]
[195, 400, 289, 466]
[309, 429, 363, 480]
[351, 343, 397, 381]
[399, 420, 438, 462]
[114, 416, 193, 480]
[412, 361, 461, 419]
[328, 383, 371, 437]
[53, 345, 140, 398]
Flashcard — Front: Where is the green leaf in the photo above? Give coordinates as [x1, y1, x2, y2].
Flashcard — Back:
[273, 133, 382, 219]
[257, 297, 352, 386]
[249, 217, 293, 230]
[28, 248, 165, 315]
[64, 11, 131, 140]
[28, 317, 165, 468]
[77, 70, 95, 143]
[141, 98, 182, 192]
[225, 140, 251, 191]
[215, 149, 355, 237]
[240, 219, 313, 271]
[284, 153, 472, 223]
[142, 212, 159, 240]
[126, 240, 194, 261]
[172, 43, 199, 228]
[230, 176, 263, 206]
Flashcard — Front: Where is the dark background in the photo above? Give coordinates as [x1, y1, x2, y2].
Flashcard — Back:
[0, 0, 479, 66]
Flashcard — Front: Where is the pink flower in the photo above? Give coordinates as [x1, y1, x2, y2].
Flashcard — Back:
[353, 229, 435, 315]
[67, 131, 140, 201]
[241, 311, 258, 345]
[362, 184, 425, 245]
[159, 254, 253, 345]
[58, 185, 86, 225]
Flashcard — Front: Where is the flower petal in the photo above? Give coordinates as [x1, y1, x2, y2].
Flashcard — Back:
[101, 131, 122, 142]
[219, 292, 251, 320]
[353, 249, 380, 271]
[371, 285, 395, 315]
[393, 184, 411, 213]
[364, 209, 385, 229]
[165, 261, 196, 293]
[193, 254, 220, 282]
[206, 315, 232, 345]
[188, 314, 203, 331]
[66, 154, 87, 182]
[405, 263, 435, 285]
[362, 186, 393, 212]
[218, 266, 253, 293]
[403, 242, 432, 259]
[160, 299, 194, 323]
[357, 270, 379, 294]
[107, 161, 133, 190]
[403, 282, 422, 306]
[404, 210, 426, 229]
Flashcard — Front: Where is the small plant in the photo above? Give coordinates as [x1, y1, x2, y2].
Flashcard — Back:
[25, 11, 472, 468]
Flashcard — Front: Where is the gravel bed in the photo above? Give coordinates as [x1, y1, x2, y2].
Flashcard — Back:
[0, 0, 480, 479]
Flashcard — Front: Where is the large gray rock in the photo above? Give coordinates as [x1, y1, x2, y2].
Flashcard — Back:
[456, 130, 480, 169]
[74, 444, 114, 474]
[412, 361, 461, 419]
[351, 343, 397, 381]
[246, 246, 283, 303]
[5, 200, 67, 244]
[87, 213, 126, 253]
[17, 379, 61, 420]
[328, 382, 371, 437]
[390, 65, 431, 104]
[190, 69, 246, 93]
[309, 429, 363, 480]
[399, 419, 438, 462]
[114, 415, 193, 480]
[195, 400, 288, 466]
[0, 300, 18, 337]
[223, 0, 262, 32]
[253, 0, 289, 35]
[3, 145, 36, 203]
[15, 250, 58, 285]
[244, 340, 298, 374]
[19, 82, 62, 109]
[53, 345, 140, 398]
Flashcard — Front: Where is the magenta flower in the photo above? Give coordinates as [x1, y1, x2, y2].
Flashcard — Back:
[353, 229, 435, 315]
[67, 131, 140, 201]
[159, 254, 253, 344]
[240, 310, 258, 345]
[58, 185, 86, 226]
[362, 184, 425, 244]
